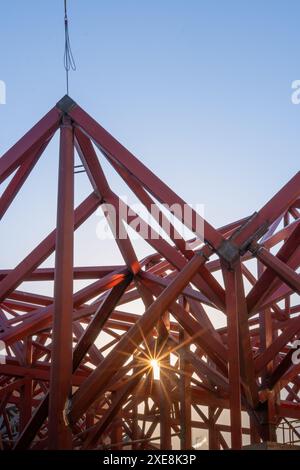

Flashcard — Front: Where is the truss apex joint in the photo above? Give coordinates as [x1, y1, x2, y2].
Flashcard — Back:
[56, 95, 77, 114]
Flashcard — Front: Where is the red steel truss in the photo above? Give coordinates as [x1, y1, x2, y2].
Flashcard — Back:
[0, 95, 300, 450]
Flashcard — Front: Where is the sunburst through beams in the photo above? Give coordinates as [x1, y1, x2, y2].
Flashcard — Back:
[149, 358, 160, 380]
[114, 322, 201, 412]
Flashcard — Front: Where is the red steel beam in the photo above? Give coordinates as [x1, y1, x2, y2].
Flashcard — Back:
[0, 266, 124, 282]
[48, 117, 74, 449]
[0, 140, 49, 220]
[222, 264, 242, 449]
[0, 107, 61, 183]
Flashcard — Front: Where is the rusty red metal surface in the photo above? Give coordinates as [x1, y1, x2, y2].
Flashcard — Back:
[0, 95, 300, 450]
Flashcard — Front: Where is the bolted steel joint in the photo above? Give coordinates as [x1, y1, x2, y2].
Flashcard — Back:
[217, 239, 240, 268]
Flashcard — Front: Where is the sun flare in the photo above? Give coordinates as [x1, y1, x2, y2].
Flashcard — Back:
[149, 358, 160, 380]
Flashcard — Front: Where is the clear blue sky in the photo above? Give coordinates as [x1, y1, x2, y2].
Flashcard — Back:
[0, 0, 299, 276]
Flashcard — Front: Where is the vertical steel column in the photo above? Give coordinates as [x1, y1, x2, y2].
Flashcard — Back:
[223, 265, 242, 449]
[258, 259, 277, 442]
[48, 116, 74, 449]
[250, 415, 261, 444]
[179, 299, 192, 450]
[158, 312, 172, 450]
[19, 338, 33, 432]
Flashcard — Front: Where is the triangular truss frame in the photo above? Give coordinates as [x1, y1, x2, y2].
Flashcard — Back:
[0, 95, 300, 450]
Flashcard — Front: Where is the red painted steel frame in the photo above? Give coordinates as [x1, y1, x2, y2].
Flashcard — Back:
[0, 95, 299, 450]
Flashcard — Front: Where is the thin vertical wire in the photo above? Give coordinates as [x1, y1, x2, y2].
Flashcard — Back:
[63, 0, 76, 95]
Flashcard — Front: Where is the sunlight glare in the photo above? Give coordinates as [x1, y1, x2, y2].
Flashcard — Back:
[150, 358, 160, 380]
